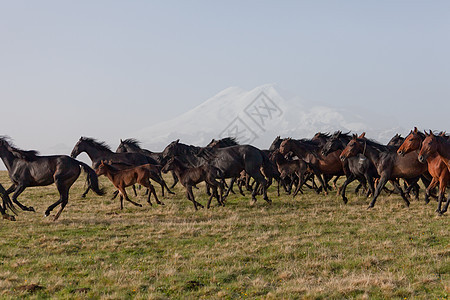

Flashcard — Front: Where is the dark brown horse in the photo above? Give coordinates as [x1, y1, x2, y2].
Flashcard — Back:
[340, 134, 428, 208]
[0, 137, 104, 220]
[398, 128, 449, 213]
[161, 157, 223, 209]
[279, 138, 344, 194]
[270, 149, 309, 197]
[96, 161, 163, 209]
[162, 140, 271, 204]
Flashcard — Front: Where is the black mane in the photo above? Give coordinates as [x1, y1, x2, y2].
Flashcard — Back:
[121, 138, 142, 149]
[81, 137, 112, 152]
[0, 136, 39, 161]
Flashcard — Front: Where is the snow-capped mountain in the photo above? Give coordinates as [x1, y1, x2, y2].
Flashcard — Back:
[134, 84, 402, 150]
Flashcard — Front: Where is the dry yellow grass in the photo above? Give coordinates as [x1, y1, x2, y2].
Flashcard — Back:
[0, 170, 448, 299]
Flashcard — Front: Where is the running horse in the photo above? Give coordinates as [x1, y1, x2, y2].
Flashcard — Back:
[71, 137, 161, 197]
[418, 131, 450, 213]
[0, 137, 104, 220]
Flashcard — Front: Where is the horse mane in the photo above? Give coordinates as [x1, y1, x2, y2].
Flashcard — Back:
[121, 138, 142, 149]
[0, 136, 39, 161]
[81, 137, 112, 152]
[218, 137, 239, 146]
[359, 138, 391, 152]
[331, 131, 351, 140]
[314, 132, 331, 139]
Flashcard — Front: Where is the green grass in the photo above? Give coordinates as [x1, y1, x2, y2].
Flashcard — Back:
[0, 171, 448, 299]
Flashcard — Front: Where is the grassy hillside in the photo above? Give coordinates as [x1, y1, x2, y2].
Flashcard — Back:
[0, 171, 448, 299]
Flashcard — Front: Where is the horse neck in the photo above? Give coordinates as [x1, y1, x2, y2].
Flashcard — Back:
[83, 143, 112, 161]
[0, 147, 18, 171]
[437, 139, 450, 162]
[362, 144, 382, 167]
[171, 161, 188, 178]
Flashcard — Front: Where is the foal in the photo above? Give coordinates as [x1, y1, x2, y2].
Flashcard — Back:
[162, 157, 223, 210]
[270, 149, 309, 197]
[96, 161, 164, 209]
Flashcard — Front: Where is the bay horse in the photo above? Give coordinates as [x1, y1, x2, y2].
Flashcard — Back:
[279, 138, 344, 195]
[116, 138, 177, 191]
[161, 157, 224, 209]
[71, 137, 161, 197]
[418, 131, 450, 213]
[162, 140, 271, 204]
[0, 183, 16, 221]
[96, 161, 163, 209]
[340, 134, 428, 208]
[398, 128, 449, 213]
[0, 137, 104, 220]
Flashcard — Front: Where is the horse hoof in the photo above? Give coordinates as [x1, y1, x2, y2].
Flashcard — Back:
[342, 198, 348, 204]
[81, 194, 86, 198]
[29, 207, 36, 212]
[159, 202, 165, 206]
[367, 205, 374, 210]
[44, 211, 50, 217]
[169, 191, 175, 195]
[2, 214, 15, 221]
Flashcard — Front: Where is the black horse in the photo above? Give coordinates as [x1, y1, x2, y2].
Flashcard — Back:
[162, 140, 272, 204]
[322, 131, 377, 203]
[0, 137, 104, 220]
[71, 137, 162, 197]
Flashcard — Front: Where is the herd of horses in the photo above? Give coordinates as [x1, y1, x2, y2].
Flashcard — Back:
[0, 127, 448, 221]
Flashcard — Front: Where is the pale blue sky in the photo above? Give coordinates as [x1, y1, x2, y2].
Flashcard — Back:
[0, 1, 449, 152]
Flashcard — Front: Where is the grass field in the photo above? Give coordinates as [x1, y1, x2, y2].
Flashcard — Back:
[0, 170, 449, 299]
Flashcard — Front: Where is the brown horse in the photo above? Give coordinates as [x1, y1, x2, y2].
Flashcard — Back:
[418, 131, 450, 213]
[161, 157, 223, 210]
[340, 134, 428, 208]
[398, 128, 449, 213]
[279, 138, 344, 194]
[96, 161, 163, 210]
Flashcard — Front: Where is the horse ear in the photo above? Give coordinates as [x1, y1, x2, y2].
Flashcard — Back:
[358, 132, 366, 139]
[352, 134, 357, 140]
[413, 127, 418, 133]
[424, 130, 429, 137]
[120, 139, 123, 143]
[176, 139, 180, 144]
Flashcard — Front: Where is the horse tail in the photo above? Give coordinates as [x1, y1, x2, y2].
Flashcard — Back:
[77, 161, 105, 196]
[0, 183, 18, 215]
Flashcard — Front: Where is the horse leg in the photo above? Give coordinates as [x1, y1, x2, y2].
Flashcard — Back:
[120, 187, 142, 208]
[364, 174, 375, 198]
[391, 180, 411, 207]
[368, 175, 390, 209]
[340, 175, 355, 204]
[0, 187, 15, 221]
[119, 194, 124, 210]
[111, 190, 119, 200]
[425, 178, 438, 204]
[292, 173, 306, 198]
[11, 185, 35, 212]
[170, 171, 178, 189]
[224, 178, 236, 198]
[146, 181, 164, 205]
[186, 185, 203, 210]
[52, 183, 70, 221]
[132, 185, 138, 196]
[440, 186, 450, 214]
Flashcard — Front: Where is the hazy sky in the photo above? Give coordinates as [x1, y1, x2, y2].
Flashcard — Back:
[0, 0, 449, 154]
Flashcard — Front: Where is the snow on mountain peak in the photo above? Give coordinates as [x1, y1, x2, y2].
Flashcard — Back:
[134, 84, 399, 150]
